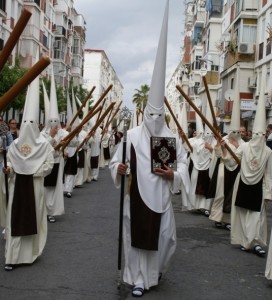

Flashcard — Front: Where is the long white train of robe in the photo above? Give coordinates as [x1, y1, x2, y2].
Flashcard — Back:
[230, 146, 272, 249]
[5, 150, 54, 265]
[109, 128, 191, 289]
[0, 174, 7, 228]
[265, 226, 272, 280]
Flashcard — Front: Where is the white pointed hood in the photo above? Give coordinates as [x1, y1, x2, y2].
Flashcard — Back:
[42, 81, 50, 126]
[66, 91, 73, 125]
[143, 0, 169, 137]
[253, 81, 266, 134]
[49, 67, 59, 124]
[9, 53, 51, 174]
[179, 103, 188, 136]
[71, 88, 80, 127]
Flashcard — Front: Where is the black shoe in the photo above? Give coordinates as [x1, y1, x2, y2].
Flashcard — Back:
[132, 285, 144, 297]
[47, 215, 56, 223]
[4, 264, 13, 271]
[66, 192, 72, 198]
[253, 245, 266, 257]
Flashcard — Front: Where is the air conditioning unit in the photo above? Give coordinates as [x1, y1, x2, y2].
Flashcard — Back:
[238, 43, 254, 54]
[248, 77, 257, 88]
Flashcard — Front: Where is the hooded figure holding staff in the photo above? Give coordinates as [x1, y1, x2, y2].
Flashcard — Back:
[109, 1, 191, 297]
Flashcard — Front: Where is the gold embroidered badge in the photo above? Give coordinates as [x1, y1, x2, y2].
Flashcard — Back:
[20, 144, 32, 157]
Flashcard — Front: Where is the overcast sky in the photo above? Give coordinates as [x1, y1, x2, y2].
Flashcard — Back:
[74, 0, 185, 108]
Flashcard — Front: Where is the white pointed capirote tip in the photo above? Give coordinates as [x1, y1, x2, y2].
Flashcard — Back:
[49, 67, 59, 120]
[179, 103, 188, 135]
[229, 81, 241, 131]
[42, 80, 50, 125]
[71, 88, 80, 127]
[204, 100, 214, 134]
[23, 51, 40, 122]
[253, 78, 266, 134]
[66, 91, 73, 125]
[195, 111, 204, 135]
[147, 0, 169, 110]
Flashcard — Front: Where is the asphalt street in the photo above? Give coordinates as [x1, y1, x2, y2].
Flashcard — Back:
[0, 167, 272, 300]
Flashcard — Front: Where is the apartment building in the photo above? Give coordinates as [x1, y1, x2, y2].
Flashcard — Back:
[169, 0, 272, 133]
[0, 0, 86, 120]
[83, 49, 123, 113]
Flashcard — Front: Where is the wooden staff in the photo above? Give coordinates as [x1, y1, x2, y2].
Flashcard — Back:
[69, 86, 96, 127]
[101, 101, 122, 137]
[176, 85, 240, 165]
[164, 97, 193, 152]
[202, 76, 219, 131]
[54, 85, 112, 150]
[86, 84, 112, 123]
[97, 97, 107, 121]
[0, 56, 51, 111]
[54, 105, 102, 151]
[76, 102, 116, 151]
[117, 116, 129, 288]
[0, 9, 32, 73]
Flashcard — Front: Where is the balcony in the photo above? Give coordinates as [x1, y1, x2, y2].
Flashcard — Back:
[223, 48, 255, 70]
[205, 71, 220, 85]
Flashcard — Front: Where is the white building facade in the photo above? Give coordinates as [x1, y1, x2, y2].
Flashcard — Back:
[83, 49, 123, 110]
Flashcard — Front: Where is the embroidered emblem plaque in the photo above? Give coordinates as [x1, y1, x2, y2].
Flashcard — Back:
[20, 143, 32, 157]
[150, 137, 177, 173]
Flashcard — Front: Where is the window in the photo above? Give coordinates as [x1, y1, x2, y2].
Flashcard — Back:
[230, 78, 234, 89]
[0, 0, 6, 12]
[259, 42, 264, 60]
[211, 65, 219, 71]
[242, 25, 257, 43]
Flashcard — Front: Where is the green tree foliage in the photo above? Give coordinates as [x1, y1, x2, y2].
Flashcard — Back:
[132, 84, 150, 112]
[0, 58, 27, 111]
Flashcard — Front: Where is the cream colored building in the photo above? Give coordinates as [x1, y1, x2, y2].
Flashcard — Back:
[83, 49, 123, 111]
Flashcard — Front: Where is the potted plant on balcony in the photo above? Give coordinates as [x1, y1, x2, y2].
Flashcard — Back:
[228, 39, 236, 54]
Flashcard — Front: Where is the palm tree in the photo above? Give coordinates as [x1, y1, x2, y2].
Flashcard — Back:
[132, 84, 150, 112]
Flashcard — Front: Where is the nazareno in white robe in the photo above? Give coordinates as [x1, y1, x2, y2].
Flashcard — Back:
[43, 128, 68, 216]
[229, 140, 272, 249]
[209, 136, 244, 224]
[5, 147, 54, 265]
[189, 135, 213, 210]
[109, 124, 191, 289]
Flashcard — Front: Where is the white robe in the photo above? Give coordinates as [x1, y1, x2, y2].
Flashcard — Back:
[5, 149, 54, 265]
[44, 130, 67, 216]
[88, 132, 101, 181]
[230, 144, 272, 249]
[99, 132, 111, 168]
[265, 227, 272, 279]
[209, 138, 243, 224]
[189, 136, 213, 211]
[109, 125, 190, 289]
